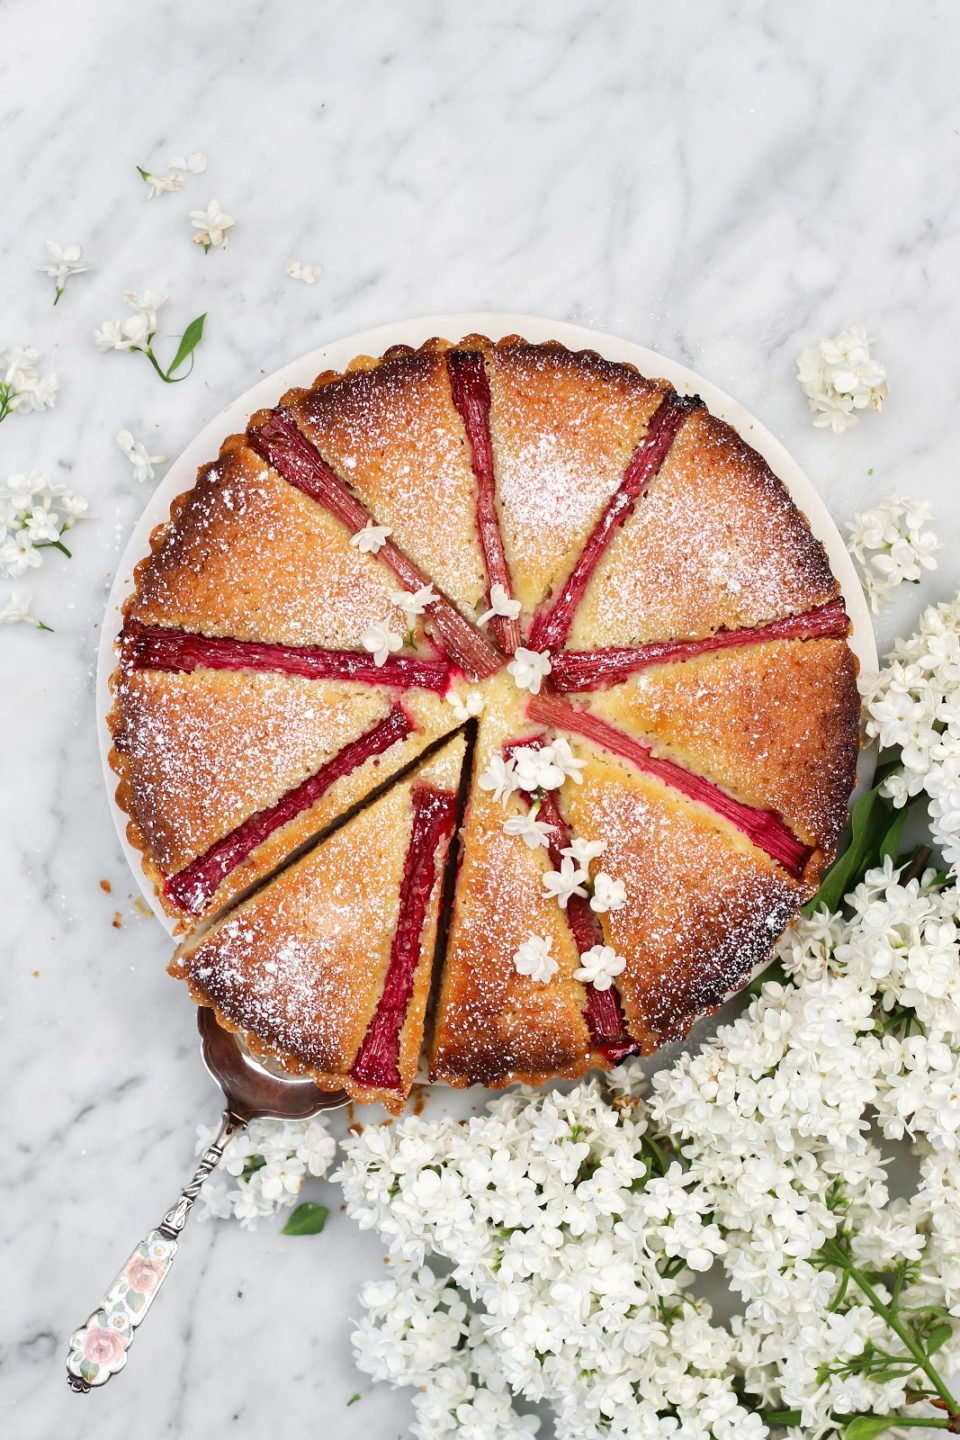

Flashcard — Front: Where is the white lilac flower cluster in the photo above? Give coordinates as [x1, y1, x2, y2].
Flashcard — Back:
[862, 592, 960, 867]
[0, 471, 89, 580]
[194, 1116, 336, 1229]
[847, 495, 939, 613]
[0, 343, 58, 424]
[796, 325, 889, 433]
[338, 859, 960, 1439]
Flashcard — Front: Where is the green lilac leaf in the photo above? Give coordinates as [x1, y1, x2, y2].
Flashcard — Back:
[165, 313, 206, 379]
[842, 1418, 895, 1440]
[804, 765, 901, 917]
[281, 1202, 329, 1236]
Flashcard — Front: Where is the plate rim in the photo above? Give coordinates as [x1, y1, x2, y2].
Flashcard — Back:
[96, 311, 879, 936]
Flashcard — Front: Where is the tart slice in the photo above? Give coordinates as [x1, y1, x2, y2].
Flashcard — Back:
[172, 735, 466, 1112]
[567, 406, 840, 649]
[126, 438, 412, 649]
[110, 664, 460, 929]
[429, 677, 600, 1089]
[576, 637, 860, 861]
[281, 344, 490, 621]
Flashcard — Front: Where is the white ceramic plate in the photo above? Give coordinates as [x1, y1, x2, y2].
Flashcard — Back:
[96, 312, 878, 936]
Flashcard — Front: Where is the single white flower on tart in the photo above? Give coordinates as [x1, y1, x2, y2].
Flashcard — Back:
[512, 933, 557, 984]
[350, 520, 392, 554]
[548, 736, 585, 784]
[446, 686, 484, 722]
[512, 744, 565, 793]
[541, 857, 588, 910]
[590, 871, 627, 913]
[478, 582, 521, 626]
[503, 812, 553, 850]
[477, 754, 518, 805]
[361, 621, 403, 666]
[562, 836, 606, 868]
[391, 583, 437, 620]
[508, 646, 552, 695]
[573, 943, 626, 990]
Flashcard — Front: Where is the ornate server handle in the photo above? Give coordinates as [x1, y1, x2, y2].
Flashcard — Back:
[65, 1109, 245, 1392]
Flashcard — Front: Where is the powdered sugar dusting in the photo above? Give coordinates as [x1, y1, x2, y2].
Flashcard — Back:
[569, 410, 837, 647]
[115, 668, 391, 872]
[564, 754, 798, 1046]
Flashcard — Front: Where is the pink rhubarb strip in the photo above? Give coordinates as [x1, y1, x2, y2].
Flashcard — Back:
[165, 705, 413, 915]
[527, 391, 700, 652]
[249, 411, 501, 680]
[446, 350, 521, 655]
[124, 624, 453, 693]
[550, 598, 850, 691]
[350, 784, 458, 1091]
[527, 693, 811, 880]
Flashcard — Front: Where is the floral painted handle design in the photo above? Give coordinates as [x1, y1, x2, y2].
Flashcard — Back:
[66, 1109, 245, 1392]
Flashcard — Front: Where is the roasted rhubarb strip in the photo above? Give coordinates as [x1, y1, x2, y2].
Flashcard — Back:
[504, 740, 637, 1060]
[527, 392, 701, 652]
[527, 693, 811, 880]
[123, 624, 454, 693]
[350, 785, 458, 1090]
[550, 598, 851, 691]
[249, 411, 501, 680]
[165, 706, 413, 915]
[446, 350, 521, 655]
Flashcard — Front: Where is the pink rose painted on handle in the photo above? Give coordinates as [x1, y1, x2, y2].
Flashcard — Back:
[82, 1325, 128, 1367]
[124, 1257, 166, 1295]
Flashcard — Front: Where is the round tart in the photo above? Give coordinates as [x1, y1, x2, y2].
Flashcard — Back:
[110, 334, 860, 1111]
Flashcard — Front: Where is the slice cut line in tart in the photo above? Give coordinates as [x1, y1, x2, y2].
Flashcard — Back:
[172, 736, 466, 1112]
[111, 332, 863, 1106]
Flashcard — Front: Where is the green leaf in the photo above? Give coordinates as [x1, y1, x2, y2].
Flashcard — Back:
[926, 1320, 953, 1357]
[347, 1393, 361, 1406]
[164, 312, 206, 380]
[241, 1155, 266, 1180]
[804, 768, 901, 917]
[281, 1202, 329, 1236]
[878, 805, 910, 863]
[842, 1419, 896, 1440]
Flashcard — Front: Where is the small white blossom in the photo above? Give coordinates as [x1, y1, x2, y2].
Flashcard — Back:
[847, 495, 939, 613]
[284, 259, 322, 284]
[351, 521, 392, 554]
[190, 199, 235, 251]
[0, 472, 89, 579]
[361, 621, 403, 666]
[796, 324, 889, 432]
[507, 646, 552, 695]
[503, 812, 553, 850]
[446, 687, 484, 722]
[512, 934, 557, 984]
[478, 582, 521, 627]
[547, 736, 585, 784]
[169, 152, 208, 174]
[541, 857, 588, 909]
[512, 744, 565, 793]
[477, 754, 518, 805]
[115, 429, 168, 484]
[573, 943, 625, 990]
[562, 836, 606, 868]
[0, 343, 58, 420]
[391, 584, 437, 620]
[39, 241, 89, 304]
[95, 292, 166, 353]
[590, 871, 627, 913]
[137, 166, 185, 199]
[0, 590, 48, 630]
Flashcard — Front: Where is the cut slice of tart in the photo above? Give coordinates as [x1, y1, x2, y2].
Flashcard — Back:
[579, 638, 860, 860]
[110, 665, 461, 929]
[172, 736, 466, 1112]
[429, 677, 601, 1089]
[483, 339, 670, 619]
[126, 438, 414, 649]
[567, 406, 840, 650]
[556, 743, 802, 1052]
[280, 343, 490, 621]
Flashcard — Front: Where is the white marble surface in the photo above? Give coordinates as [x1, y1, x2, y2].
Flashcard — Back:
[4, 3, 960, 1437]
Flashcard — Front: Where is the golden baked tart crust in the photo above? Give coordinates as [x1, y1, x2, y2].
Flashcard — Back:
[112, 333, 862, 1102]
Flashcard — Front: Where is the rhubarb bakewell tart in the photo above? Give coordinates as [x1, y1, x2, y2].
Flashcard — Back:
[110, 334, 860, 1112]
